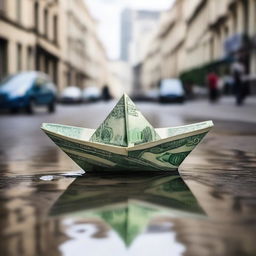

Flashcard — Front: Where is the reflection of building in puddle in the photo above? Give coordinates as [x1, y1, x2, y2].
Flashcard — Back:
[4, 146, 79, 177]
[178, 167, 256, 255]
[169, 210, 256, 256]
[0, 175, 74, 256]
[50, 174, 205, 247]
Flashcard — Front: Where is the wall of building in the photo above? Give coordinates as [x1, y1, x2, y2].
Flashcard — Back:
[141, 0, 256, 92]
[0, 0, 109, 92]
[141, 31, 161, 90]
[58, 0, 108, 90]
[141, 0, 188, 89]
[0, 0, 37, 77]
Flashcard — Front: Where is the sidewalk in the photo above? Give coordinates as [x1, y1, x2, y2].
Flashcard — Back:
[182, 96, 256, 124]
[138, 95, 256, 128]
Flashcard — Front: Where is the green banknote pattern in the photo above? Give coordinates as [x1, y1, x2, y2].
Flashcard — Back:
[166, 121, 212, 137]
[45, 131, 207, 172]
[42, 123, 84, 139]
[90, 94, 160, 147]
[90, 96, 127, 147]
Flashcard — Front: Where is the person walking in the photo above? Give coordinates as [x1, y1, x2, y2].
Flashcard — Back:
[206, 70, 219, 103]
[231, 61, 246, 106]
[102, 85, 112, 101]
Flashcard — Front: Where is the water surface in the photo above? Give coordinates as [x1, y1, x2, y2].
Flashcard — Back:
[0, 104, 256, 256]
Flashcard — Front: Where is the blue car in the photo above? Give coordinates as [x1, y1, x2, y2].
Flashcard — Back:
[0, 72, 57, 114]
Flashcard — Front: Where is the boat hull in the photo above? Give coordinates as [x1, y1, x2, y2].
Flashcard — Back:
[42, 123, 212, 172]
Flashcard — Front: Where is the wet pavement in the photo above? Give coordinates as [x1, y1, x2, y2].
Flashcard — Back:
[0, 100, 256, 256]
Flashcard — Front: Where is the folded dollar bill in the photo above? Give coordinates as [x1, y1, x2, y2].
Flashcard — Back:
[41, 94, 213, 172]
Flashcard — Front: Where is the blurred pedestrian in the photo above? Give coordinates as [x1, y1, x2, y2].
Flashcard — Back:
[231, 61, 246, 106]
[184, 80, 194, 99]
[222, 75, 234, 95]
[206, 70, 219, 103]
[102, 85, 112, 101]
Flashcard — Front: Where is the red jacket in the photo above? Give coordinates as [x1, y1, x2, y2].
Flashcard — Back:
[207, 73, 218, 89]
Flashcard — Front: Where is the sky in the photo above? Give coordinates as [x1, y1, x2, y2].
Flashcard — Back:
[85, 0, 175, 60]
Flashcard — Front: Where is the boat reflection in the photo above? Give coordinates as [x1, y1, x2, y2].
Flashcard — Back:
[50, 173, 205, 246]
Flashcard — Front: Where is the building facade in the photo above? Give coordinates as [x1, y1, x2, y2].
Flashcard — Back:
[140, 31, 162, 91]
[141, 0, 188, 91]
[58, 0, 109, 90]
[141, 0, 256, 92]
[0, 0, 109, 91]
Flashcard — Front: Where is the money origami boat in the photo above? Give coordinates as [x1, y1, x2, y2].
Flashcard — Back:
[42, 94, 213, 172]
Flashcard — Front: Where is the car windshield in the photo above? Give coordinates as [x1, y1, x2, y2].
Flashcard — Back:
[160, 79, 184, 95]
[0, 73, 36, 93]
[62, 86, 81, 97]
[83, 87, 100, 97]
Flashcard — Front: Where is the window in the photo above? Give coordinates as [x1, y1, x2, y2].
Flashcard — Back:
[224, 26, 229, 38]
[44, 57, 49, 74]
[255, 1, 256, 34]
[35, 77, 47, 87]
[67, 70, 71, 86]
[0, 38, 8, 80]
[232, 6, 237, 34]
[53, 15, 58, 43]
[34, 2, 39, 32]
[52, 61, 57, 85]
[44, 9, 48, 37]
[16, 0, 21, 22]
[27, 47, 33, 69]
[17, 43, 22, 71]
[242, 0, 249, 34]
[76, 73, 80, 87]
[210, 37, 214, 60]
[0, 0, 6, 15]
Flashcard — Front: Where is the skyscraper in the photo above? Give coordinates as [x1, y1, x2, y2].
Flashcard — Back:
[120, 8, 133, 61]
[120, 8, 160, 64]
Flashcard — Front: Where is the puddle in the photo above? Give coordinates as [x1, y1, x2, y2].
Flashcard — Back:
[40, 175, 54, 181]
[0, 113, 256, 255]
[61, 170, 86, 177]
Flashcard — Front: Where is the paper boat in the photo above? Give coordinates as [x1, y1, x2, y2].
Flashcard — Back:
[42, 94, 213, 172]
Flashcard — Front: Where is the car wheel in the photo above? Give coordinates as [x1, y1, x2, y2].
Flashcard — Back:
[26, 99, 35, 114]
[179, 97, 185, 104]
[48, 101, 56, 113]
[10, 108, 19, 114]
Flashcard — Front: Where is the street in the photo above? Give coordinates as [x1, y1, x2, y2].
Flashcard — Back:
[1, 0, 256, 254]
[0, 98, 256, 256]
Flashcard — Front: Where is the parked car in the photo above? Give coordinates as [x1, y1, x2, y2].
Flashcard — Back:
[132, 89, 159, 102]
[82, 86, 101, 102]
[159, 79, 185, 103]
[60, 86, 82, 104]
[0, 71, 57, 114]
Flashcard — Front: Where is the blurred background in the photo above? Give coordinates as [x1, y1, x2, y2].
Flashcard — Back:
[0, 0, 255, 104]
[0, 1, 256, 256]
